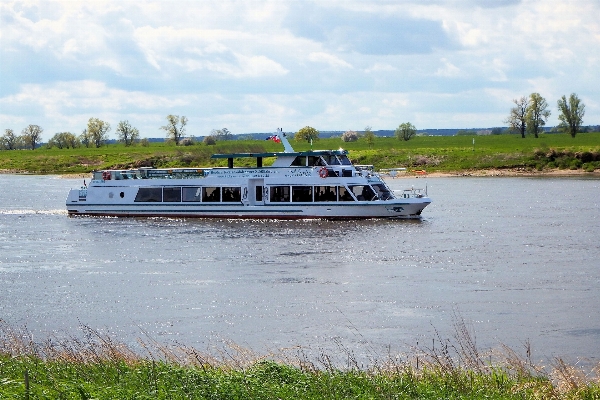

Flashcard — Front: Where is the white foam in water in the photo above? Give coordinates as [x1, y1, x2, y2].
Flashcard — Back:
[0, 209, 68, 215]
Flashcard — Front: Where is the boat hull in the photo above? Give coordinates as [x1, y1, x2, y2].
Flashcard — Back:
[66, 201, 430, 219]
[66, 187, 430, 219]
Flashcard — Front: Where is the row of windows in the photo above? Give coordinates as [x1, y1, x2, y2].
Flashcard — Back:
[290, 154, 352, 167]
[269, 185, 387, 202]
[134, 187, 241, 203]
[133, 184, 393, 203]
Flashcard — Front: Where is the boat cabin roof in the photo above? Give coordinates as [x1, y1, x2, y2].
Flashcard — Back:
[210, 149, 348, 159]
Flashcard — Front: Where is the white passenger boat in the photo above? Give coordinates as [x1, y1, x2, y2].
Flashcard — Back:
[66, 130, 431, 219]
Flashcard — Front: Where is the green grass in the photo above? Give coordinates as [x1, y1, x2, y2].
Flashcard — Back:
[1, 320, 598, 399]
[1, 133, 599, 174]
[2, 357, 577, 399]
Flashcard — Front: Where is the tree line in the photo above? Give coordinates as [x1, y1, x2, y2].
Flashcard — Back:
[0, 118, 142, 150]
[1, 97, 590, 151]
[505, 93, 585, 138]
[0, 114, 242, 150]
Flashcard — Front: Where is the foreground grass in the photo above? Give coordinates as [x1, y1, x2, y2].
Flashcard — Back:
[1, 322, 598, 399]
[1, 133, 599, 174]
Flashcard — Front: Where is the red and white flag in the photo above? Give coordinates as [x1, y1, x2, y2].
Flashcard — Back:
[265, 135, 281, 143]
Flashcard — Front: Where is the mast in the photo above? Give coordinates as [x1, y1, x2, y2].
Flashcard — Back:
[277, 128, 295, 153]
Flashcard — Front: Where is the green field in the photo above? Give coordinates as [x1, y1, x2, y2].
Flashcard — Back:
[1, 132, 599, 174]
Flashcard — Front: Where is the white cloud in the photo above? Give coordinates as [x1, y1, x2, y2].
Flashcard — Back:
[365, 63, 396, 73]
[308, 52, 353, 69]
[1, 0, 599, 140]
[434, 58, 460, 77]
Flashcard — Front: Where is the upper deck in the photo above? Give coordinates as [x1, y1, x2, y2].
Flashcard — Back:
[91, 131, 372, 182]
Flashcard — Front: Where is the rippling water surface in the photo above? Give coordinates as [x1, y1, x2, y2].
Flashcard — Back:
[1, 174, 599, 365]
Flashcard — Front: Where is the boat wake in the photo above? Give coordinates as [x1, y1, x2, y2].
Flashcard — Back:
[0, 209, 68, 216]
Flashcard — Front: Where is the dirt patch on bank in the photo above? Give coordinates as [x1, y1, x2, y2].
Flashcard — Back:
[388, 168, 600, 178]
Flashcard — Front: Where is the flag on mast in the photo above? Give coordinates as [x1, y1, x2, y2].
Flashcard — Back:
[266, 135, 281, 143]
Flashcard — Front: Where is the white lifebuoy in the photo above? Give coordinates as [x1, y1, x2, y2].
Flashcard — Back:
[318, 167, 328, 178]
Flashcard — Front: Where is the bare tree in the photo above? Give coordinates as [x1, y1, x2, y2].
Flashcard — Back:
[79, 129, 92, 148]
[87, 118, 111, 148]
[557, 93, 585, 138]
[341, 130, 359, 142]
[363, 126, 375, 148]
[116, 120, 140, 146]
[210, 128, 233, 141]
[505, 96, 529, 138]
[1, 129, 19, 150]
[48, 132, 79, 149]
[21, 124, 43, 150]
[526, 93, 551, 138]
[161, 115, 187, 145]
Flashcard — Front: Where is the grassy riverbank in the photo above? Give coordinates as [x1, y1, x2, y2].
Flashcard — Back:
[1, 133, 599, 175]
[1, 322, 598, 399]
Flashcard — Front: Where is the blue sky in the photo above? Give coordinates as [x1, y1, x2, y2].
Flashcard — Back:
[1, 0, 599, 141]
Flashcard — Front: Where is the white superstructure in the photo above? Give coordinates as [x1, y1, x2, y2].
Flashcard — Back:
[66, 132, 431, 219]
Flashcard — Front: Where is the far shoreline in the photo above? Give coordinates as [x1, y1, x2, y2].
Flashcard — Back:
[391, 168, 600, 178]
[1, 168, 599, 179]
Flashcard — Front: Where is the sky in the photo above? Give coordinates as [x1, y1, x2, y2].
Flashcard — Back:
[1, 0, 599, 141]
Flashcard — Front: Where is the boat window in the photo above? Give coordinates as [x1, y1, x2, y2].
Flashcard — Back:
[202, 187, 221, 202]
[326, 155, 340, 165]
[349, 185, 376, 201]
[307, 156, 324, 166]
[134, 187, 162, 202]
[292, 186, 312, 202]
[256, 186, 263, 202]
[182, 187, 202, 202]
[338, 186, 355, 201]
[163, 187, 182, 202]
[291, 156, 306, 166]
[222, 187, 241, 202]
[314, 186, 337, 202]
[270, 186, 290, 202]
[338, 155, 352, 165]
[372, 183, 394, 200]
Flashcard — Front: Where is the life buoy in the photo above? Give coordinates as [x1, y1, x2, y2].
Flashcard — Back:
[318, 167, 328, 178]
[102, 171, 110, 180]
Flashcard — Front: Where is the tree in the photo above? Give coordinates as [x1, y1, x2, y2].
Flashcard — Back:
[21, 124, 43, 150]
[86, 118, 111, 148]
[48, 132, 79, 149]
[557, 93, 585, 138]
[395, 122, 417, 141]
[212, 128, 232, 141]
[341, 130, 358, 142]
[116, 120, 140, 146]
[526, 93, 550, 138]
[79, 129, 92, 148]
[295, 126, 319, 143]
[363, 126, 375, 148]
[505, 96, 529, 138]
[1, 129, 19, 150]
[161, 115, 187, 145]
[203, 136, 217, 145]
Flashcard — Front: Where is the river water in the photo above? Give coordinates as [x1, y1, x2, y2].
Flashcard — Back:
[0, 174, 599, 366]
